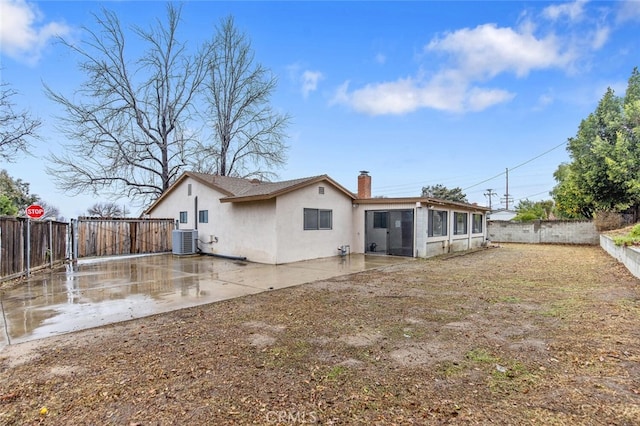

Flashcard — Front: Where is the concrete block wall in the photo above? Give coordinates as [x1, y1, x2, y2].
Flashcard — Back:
[600, 235, 640, 279]
[488, 220, 599, 245]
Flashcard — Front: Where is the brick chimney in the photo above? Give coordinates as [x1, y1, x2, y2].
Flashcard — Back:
[357, 171, 371, 199]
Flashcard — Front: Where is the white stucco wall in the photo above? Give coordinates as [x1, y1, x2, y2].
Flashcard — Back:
[149, 176, 488, 263]
[274, 183, 354, 263]
[147, 177, 278, 263]
[208, 200, 277, 262]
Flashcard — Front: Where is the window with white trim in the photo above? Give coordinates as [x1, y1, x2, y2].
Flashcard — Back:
[428, 210, 447, 237]
[454, 212, 468, 235]
[472, 213, 483, 233]
[179, 211, 188, 224]
[198, 210, 208, 223]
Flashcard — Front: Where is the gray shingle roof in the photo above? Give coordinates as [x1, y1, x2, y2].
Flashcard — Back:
[187, 172, 257, 196]
[186, 172, 353, 202]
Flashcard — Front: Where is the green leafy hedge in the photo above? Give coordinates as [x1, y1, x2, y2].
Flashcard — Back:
[613, 224, 640, 246]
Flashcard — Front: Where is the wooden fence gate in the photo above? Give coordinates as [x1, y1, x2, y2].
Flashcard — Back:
[0, 217, 69, 280]
[74, 217, 175, 258]
[1, 217, 175, 282]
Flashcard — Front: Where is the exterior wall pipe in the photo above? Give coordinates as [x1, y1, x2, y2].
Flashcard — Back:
[194, 196, 198, 230]
[198, 250, 247, 262]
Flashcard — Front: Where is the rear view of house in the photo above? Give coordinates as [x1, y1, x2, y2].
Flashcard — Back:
[144, 171, 489, 264]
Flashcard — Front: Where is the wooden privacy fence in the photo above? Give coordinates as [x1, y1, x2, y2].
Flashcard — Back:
[1, 217, 176, 282]
[75, 217, 175, 258]
[0, 217, 69, 281]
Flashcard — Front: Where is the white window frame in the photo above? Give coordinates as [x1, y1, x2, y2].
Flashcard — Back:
[472, 213, 483, 233]
[454, 212, 468, 235]
[198, 210, 208, 223]
[179, 211, 188, 224]
[428, 210, 447, 237]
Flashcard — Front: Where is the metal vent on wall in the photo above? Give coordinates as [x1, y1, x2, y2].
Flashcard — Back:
[172, 229, 198, 255]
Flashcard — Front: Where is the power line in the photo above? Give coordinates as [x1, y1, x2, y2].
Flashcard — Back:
[463, 171, 506, 191]
[509, 140, 568, 172]
[463, 140, 567, 191]
[371, 141, 567, 198]
[518, 189, 553, 200]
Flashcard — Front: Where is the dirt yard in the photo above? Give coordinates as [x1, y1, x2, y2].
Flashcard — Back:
[1, 243, 639, 425]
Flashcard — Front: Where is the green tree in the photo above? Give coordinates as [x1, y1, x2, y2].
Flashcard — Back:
[513, 199, 554, 221]
[552, 67, 640, 218]
[0, 170, 62, 219]
[0, 194, 18, 216]
[550, 164, 592, 218]
[0, 169, 38, 214]
[421, 184, 468, 203]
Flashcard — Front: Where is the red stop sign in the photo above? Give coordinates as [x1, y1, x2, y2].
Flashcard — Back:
[26, 204, 45, 219]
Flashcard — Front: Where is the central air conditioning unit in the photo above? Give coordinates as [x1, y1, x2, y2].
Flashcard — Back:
[172, 229, 198, 255]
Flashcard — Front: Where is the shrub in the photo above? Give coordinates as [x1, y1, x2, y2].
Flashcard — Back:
[594, 211, 626, 232]
[613, 223, 640, 246]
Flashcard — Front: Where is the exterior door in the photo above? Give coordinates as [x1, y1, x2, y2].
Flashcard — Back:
[365, 209, 414, 256]
[388, 210, 414, 256]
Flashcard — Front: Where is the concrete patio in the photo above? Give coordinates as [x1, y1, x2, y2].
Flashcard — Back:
[0, 253, 410, 349]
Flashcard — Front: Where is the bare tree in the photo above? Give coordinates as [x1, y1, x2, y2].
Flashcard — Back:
[196, 16, 290, 179]
[44, 4, 212, 206]
[86, 201, 127, 218]
[37, 200, 64, 221]
[0, 80, 41, 162]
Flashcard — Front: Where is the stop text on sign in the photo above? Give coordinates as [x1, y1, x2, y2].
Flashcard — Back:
[26, 204, 45, 219]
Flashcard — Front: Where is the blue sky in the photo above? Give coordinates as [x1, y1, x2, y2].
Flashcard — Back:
[1, 0, 640, 219]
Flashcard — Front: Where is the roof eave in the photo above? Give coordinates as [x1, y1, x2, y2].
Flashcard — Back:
[144, 172, 189, 215]
[220, 175, 356, 203]
[187, 172, 235, 197]
[356, 197, 490, 211]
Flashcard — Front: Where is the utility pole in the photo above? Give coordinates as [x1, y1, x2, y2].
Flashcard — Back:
[501, 168, 514, 209]
[484, 188, 497, 209]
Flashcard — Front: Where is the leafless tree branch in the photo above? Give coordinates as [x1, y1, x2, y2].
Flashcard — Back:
[45, 4, 211, 205]
[0, 80, 41, 162]
[200, 16, 290, 178]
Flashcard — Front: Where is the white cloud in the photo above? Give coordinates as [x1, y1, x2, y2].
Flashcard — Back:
[332, 2, 619, 116]
[0, 0, 70, 65]
[616, 0, 640, 22]
[534, 92, 555, 111]
[301, 70, 323, 98]
[332, 22, 572, 115]
[426, 23, 573, 79]
[286, 63, 324, 98]
[543, 0, 587, 22]
[466, 87, 515, 112]
[590, 26, 610, 50]
[331, 73, 514, 115]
